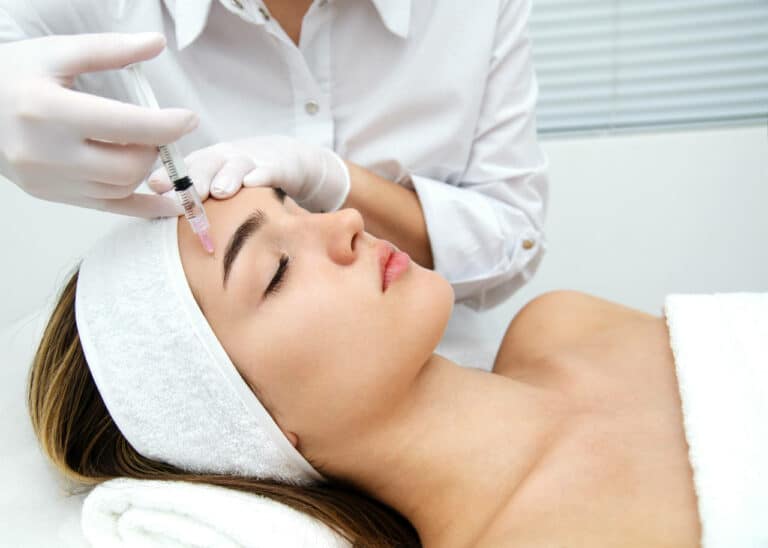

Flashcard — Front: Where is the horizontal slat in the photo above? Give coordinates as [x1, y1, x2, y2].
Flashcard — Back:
[539, 61, 768, 89]
[533, 26, 768, 58]
[538, 109, 767, 128]
[537, 115, 766, 135]
[539, 100, 768, 121]
[533, 48, 767, 79]
[617, 0, 766, 18]
[533, 0, 763, 19]
[539, 78, 768, 105]
[616, 95, 768, 113]
[540, 104, 768, 127]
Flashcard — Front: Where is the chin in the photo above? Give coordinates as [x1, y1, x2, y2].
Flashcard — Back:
[402, 269, 454, 352]
[433, 273, 455, 324]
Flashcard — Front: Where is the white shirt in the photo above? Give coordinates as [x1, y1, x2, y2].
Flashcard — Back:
[0, 0, 548, 313]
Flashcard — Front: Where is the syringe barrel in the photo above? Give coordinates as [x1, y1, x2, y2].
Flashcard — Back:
[173, 179, 209, 235]
[158, 143, 188, 180]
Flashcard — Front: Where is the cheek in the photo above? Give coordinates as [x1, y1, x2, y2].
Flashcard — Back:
[249, 280, 383, 412]
[294, 268, 451, 384]
[275, 265, 452, 375]
[230, 267, 454, 431]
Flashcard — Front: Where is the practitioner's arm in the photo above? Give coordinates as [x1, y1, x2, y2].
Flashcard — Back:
[341, 161, 433, 269]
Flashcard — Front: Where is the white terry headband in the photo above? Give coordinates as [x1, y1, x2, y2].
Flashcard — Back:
[74, 217, 323, 485]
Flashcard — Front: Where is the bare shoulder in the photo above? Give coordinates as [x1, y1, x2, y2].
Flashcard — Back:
[492, 291, 656, 376]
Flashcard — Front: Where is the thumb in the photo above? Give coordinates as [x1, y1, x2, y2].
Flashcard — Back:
[45, 32, 166, 76]
[147, 167, 173, 194]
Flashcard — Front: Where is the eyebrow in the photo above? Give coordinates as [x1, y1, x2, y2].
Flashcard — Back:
[222, 187, 285, 287]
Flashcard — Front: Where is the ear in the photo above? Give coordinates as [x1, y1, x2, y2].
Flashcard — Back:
[273, 417, 299, 448]
[285, 431, 299, 448]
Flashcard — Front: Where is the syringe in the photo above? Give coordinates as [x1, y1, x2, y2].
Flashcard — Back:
[125, 64, 214, 254]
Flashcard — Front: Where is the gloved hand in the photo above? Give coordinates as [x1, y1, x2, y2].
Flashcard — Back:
[0, 32, 198, 217]
[147, 135, 351, 212]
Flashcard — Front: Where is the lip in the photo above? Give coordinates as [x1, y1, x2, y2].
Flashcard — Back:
[377, 240, 410, 292]
[378, 242, 393, 292]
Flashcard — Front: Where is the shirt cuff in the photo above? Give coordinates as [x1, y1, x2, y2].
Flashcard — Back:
[410, 173, 545, 309]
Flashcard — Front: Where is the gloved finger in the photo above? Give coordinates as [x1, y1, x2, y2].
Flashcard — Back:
[147, 166, 172, 193]
[75, 140, 158, 186]
[54, 86, 198, 145]
[147, 146, 221, 194]
[57, 191, 183, 218]
[79, 179, 143, 200]
[242, 165, 280, 188]
[44, 32, 166, 77]
[186, 154, 227, 201]
[210, 156, 256, 198]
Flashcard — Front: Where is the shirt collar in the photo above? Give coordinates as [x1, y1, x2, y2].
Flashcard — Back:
[163, 0, 411, 50]
[162, 0, 214, 50]
[370, 0, 412, 39]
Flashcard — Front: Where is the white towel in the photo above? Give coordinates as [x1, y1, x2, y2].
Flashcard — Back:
[81, 478, 351, 548]
[76, 218, 322, 484]
[665, 292, 768, 548]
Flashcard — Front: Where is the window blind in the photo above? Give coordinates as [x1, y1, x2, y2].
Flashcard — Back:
[529, 0, 768, 135]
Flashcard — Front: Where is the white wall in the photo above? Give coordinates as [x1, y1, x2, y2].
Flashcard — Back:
[1, 125, 767, 333]
[475, 124, 768, 343]
[1, 184, 124, 330]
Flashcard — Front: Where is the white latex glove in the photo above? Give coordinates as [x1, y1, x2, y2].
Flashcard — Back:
[148, 136, 351, 213]
[0, 32, 198, 217]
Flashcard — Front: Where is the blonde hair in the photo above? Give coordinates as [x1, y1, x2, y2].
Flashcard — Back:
[28, 269, 419, 547]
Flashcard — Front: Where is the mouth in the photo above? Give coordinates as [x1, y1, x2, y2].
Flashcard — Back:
[377, 241, 410, 292]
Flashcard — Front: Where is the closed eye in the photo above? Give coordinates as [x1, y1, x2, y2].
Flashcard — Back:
[265, 254, 289, 296]
[223, 187, 288, 288]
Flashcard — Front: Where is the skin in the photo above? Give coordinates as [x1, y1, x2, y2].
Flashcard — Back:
[262, 0, 313, 46]
[178, 189, 701, 547]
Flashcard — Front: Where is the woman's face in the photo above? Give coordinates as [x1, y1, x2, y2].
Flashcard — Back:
[177, 188, 453, 454]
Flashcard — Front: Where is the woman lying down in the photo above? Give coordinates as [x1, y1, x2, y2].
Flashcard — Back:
[28, 187, 767, 547]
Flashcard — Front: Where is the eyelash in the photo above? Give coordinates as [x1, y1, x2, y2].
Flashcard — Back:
[265, 254, 289, 296]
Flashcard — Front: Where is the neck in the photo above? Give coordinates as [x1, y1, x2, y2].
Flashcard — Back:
[321, 354, 566, 547]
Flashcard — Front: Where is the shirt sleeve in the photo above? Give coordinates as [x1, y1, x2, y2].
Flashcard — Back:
[410, 0, 549, 311]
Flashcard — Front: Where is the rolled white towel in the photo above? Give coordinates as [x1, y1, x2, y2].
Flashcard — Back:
[81, 478, 351, 548]
[665, 292, 768, 548]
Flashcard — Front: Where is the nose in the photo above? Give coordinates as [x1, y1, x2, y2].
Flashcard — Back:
[319, 207, 364, 265]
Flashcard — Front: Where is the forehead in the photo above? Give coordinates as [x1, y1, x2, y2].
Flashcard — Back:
[180, 187, 282, 245]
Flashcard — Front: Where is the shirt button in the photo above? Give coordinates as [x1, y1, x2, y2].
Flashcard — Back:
[522, 239, 535, 250]
[305, 100, 320, 115]
[231, 0, 244, 9]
